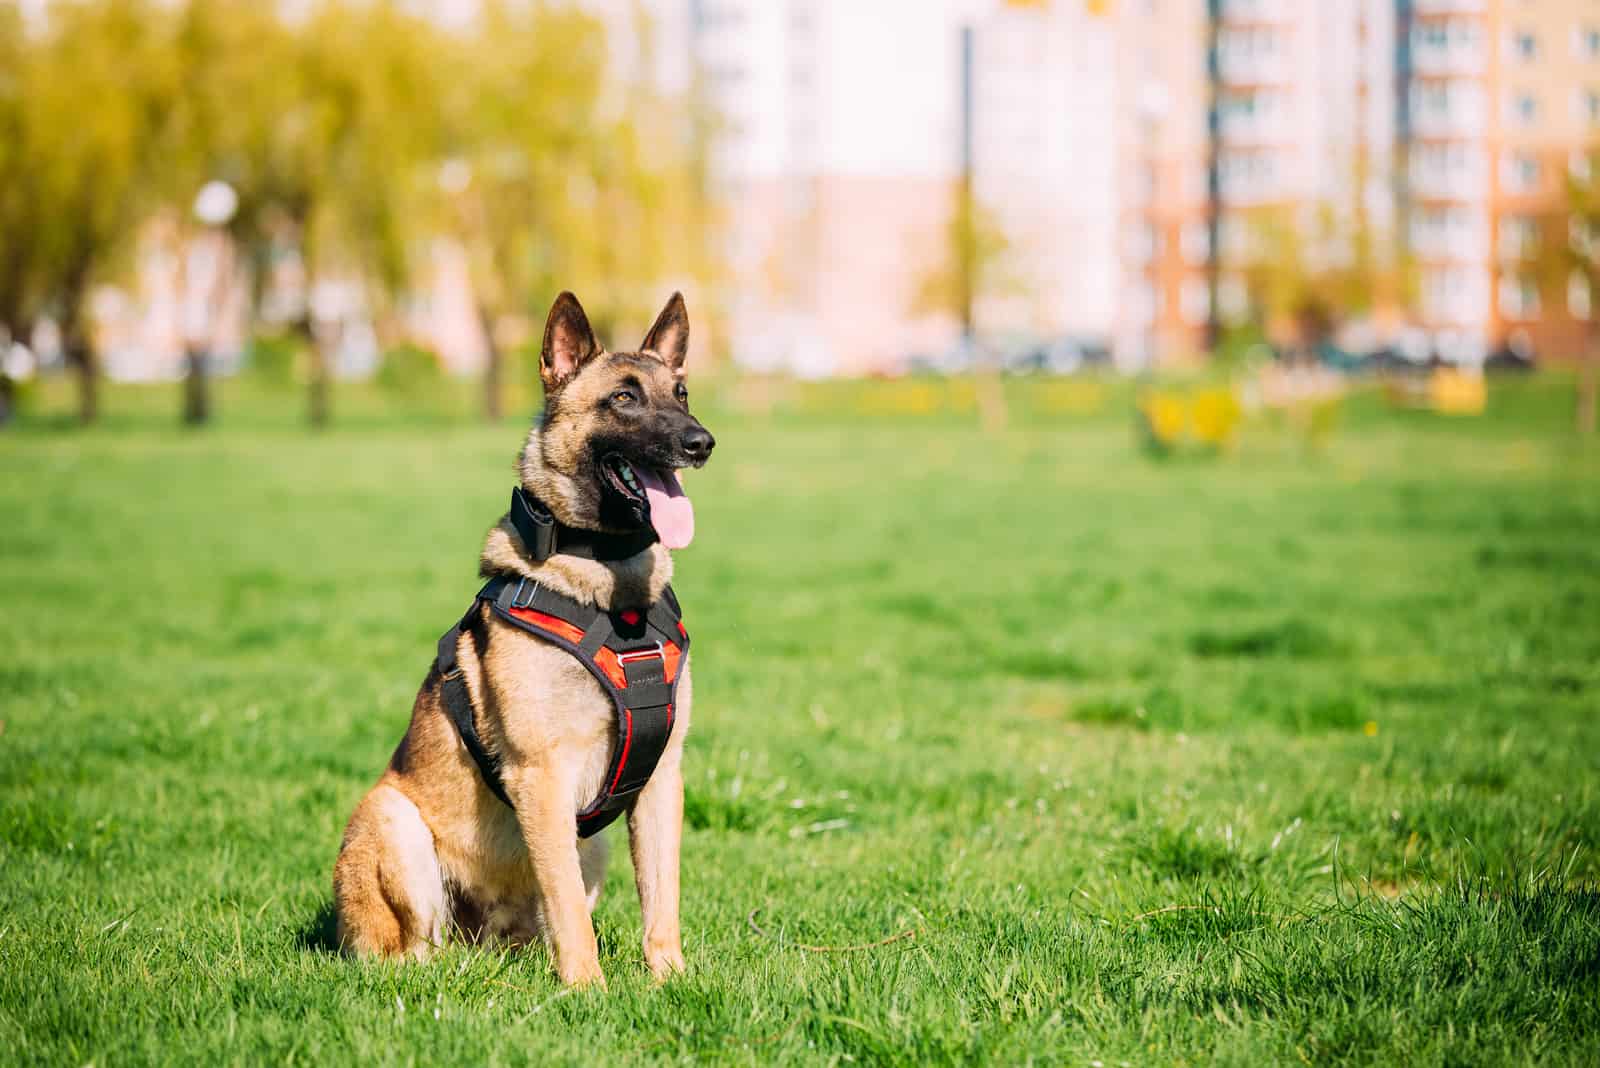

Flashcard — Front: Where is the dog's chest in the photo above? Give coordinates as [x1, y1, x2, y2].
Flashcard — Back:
[487, 637, 616, 796]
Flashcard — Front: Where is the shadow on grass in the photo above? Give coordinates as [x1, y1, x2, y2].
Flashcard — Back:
[295, 898, 341, 955]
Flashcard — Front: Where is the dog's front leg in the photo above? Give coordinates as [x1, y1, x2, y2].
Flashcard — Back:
[507, 765, 604, 987]
[628, 760, 686, 978]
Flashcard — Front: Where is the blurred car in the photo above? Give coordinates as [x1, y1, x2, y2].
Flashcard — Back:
[1004, 334, 1113, 375]
[1484, 330, 1536, 374]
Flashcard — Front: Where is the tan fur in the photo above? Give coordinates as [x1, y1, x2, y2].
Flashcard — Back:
[333, 294, 702, 986]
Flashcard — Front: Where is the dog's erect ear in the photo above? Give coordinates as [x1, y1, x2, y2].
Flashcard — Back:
[540, 292, 601, 391]
[640, 292, 689, 372]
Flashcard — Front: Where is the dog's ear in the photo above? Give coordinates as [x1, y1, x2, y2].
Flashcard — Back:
[540, 291, 601, 391]
[640, 292, 689, 372]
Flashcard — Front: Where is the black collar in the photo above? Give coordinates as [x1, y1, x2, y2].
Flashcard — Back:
[508, 486, 658, 563]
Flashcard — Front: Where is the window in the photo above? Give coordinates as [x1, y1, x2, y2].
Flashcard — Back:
[1218, 217, 1253, 260]
[1498, 215, 1539, 258]
[1218, 151, 1277, 200]
[1498, 274, 1540, 318]
[1218, 88, 1283, 135]
[1128, 224, 1161, 264]
[1571, 217, 1597, 260]
[1424, 266, 1479, 321]
[1501, 152, 1541, 192]
[1576, 26, 1600, 59]
[1218, 275, 1248, 321]
[1180, 278, 1210, 325]
[1411, 142, 1485, 194]
[1414, 205, 1486, 257]
[1580, 88, 1600, 125]
[1129, 283, 1156, 327]
[1570, 272, 1593, 319]
[1508, 91, 1539, 125]
[1511, 30, 1538, 61]
[1412, 80, 1484, 128]
[1414, 18, 1483, 63]
[1217, 26, 1281, 72]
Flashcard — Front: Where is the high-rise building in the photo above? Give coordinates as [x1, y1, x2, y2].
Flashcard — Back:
[486, 0, 1600, 371]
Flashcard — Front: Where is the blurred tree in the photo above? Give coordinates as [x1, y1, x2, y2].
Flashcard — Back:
[914, 190, 1015, 432]
[1, 0, 718, 430]
[440, 1, 716, 420]
[436, 1, 604, 421]
[913, 190, 1014, 336]
[202, 0, 440, 427]
[0, 0, 181, 424]
[1233, 194, 1415, 359]
[1557, 155, 1598, 436]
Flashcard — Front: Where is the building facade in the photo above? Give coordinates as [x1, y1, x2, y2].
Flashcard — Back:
[682, 0, 1598, 372]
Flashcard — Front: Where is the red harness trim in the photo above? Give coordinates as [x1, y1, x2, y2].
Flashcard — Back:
[507, 607, 585, 645]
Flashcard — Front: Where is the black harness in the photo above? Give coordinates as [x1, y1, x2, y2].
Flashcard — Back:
[433, 488, 688, 838]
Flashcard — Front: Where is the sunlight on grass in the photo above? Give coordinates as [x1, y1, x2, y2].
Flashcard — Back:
[1, 375, 1597, 1065]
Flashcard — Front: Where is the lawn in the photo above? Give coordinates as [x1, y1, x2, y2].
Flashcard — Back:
[2, 375, 1598, 1066]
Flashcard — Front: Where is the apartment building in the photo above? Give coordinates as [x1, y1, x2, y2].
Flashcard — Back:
[1114, 0, 1213, 367]
[392, 0, 1600, 372]
[1475, 0, 1596, 359]
[1125, 0, 1593, 366]
[684, 0, 995, 375]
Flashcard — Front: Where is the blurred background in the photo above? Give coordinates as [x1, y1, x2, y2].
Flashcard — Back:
[1, 0, 1597, 435]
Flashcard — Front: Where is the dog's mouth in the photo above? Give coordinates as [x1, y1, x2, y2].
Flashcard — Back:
[601, 453, 695, 549]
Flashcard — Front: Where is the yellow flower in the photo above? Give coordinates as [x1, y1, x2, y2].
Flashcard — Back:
[1363, 720, 1379, 737]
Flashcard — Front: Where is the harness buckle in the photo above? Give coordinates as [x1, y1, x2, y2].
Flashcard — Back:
[510, 576, 541, 609]
[615, 642, 664, 665]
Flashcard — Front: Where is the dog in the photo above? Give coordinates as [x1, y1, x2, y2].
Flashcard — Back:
[332, 291, 714, 986]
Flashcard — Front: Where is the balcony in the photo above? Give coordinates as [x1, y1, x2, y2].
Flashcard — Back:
[1215, 50, 1288, 84]
[1217, 92, 1290, 144]
[1217, 151, 1280, 206]
[1409, 84, 1487, 138]
[1409, 211, 1490, 262]
[1217, 0, 1291, 22]
[1410, 41, 1486, 77]
[1413, 0, 1486, 13]
[1409, 171, 1487, 201]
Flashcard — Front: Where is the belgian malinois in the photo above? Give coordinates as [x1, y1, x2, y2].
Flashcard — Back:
[333, 292, 713, 986]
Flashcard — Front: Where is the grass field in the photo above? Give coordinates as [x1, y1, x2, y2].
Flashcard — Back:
[2, 375, 1598, 1066]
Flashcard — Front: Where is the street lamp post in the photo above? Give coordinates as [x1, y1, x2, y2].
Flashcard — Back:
[182, 180, 238, 426]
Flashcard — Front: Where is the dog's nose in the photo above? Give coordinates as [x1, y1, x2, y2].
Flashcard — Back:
[680, 427, 715, 461]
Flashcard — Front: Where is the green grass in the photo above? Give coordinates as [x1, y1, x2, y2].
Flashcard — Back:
[2, 374, 1599, 1066]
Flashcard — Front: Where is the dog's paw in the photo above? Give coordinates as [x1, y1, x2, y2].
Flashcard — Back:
[645, 940, 686, 981]
[558, 957, 607, 989]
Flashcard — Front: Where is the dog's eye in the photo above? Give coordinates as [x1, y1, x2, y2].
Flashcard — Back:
[610, 389, 637, 406]
[674, 383, 688, 403]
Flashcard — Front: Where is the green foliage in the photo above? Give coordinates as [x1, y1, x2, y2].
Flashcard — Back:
[914, 189, 1016, 325]
[245, 333, 300, 389]
[1, 377, 1598, 1063]
[0, 0, 721, 425]
[0, 0, 179, 337]
[374, 343, 443, 396]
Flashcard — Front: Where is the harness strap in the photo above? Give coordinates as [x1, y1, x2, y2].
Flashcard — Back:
[435, 610, 515, 810]
[432, 574, 687, 838]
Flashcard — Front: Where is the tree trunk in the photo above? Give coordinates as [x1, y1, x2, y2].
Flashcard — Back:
[1580, 327, 1597, 437]
[308, 340, 330, 429]
[480, 302, 501, 423]
[67, 340, 97, 425]
[60, 265, 97, 425]
[182, 346, 210, 426]
[297, 314, 330, 429]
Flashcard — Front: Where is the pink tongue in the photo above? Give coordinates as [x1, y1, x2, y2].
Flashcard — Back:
[634, 466, 695, 549]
